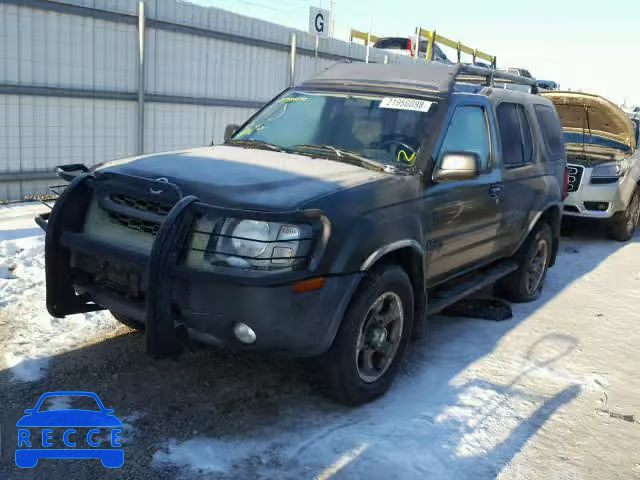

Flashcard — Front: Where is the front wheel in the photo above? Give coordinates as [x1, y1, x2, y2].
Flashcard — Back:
[311, 264, 414, 405]
[497, 222, 552, 303]
[608, 190, 640, 241]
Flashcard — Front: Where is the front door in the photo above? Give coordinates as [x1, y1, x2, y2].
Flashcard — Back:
[424, 101, 502, 285]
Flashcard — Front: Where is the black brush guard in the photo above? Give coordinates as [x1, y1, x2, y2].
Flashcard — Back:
[39, 172, 327, 358]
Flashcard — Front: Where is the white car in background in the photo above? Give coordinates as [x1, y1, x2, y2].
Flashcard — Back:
[543, 91, 640, 240]
[372, 36, 451, 63]
[496, 67, 535, 92]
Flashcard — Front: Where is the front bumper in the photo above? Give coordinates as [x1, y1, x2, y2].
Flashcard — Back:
[41, 172, 357, 358]
[563, 164, 627, 219]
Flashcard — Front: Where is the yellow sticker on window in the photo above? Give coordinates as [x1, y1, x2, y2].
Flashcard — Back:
[397, 150, 416, 164]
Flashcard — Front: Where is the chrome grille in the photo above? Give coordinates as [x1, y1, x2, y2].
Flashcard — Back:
[567, 164, 584, 193]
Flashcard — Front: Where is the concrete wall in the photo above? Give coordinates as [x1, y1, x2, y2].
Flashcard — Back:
[0, 0, 411, 201]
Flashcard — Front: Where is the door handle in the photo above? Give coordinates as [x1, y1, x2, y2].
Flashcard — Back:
[488, 183, 503, 198]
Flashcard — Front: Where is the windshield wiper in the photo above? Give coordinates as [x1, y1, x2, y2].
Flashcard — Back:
[289, 144, 398, 173]
[226, 139, 285, 152]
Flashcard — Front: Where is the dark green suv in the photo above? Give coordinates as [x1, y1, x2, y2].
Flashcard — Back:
[39, 63, 567, 405]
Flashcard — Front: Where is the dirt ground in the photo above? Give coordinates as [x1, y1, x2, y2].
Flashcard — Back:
[0, 205, 639, 479]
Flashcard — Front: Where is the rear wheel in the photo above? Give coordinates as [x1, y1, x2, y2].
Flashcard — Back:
[608, 190, 640, 241]
[311, 264, 414, 405]
[111, 311, 144, 331]
[497, 222, 552, 303]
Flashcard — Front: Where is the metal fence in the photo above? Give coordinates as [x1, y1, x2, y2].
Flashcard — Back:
[0, 0, 411, 201]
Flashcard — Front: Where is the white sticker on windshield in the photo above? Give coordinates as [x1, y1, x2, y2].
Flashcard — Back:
[379, 97, 433, 112]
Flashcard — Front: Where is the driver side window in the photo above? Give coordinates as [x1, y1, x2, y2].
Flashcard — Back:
[438, 105, 491, 170]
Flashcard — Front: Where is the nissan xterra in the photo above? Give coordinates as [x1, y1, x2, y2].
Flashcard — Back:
[38, 63, 567, 405]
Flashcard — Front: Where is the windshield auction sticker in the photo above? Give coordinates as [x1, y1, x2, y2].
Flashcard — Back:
[379, 97, 433, 112]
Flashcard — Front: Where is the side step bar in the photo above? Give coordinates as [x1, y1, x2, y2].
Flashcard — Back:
[427, 260, 518, 316]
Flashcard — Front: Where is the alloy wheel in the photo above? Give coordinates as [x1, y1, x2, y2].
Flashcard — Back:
[526, 239, 548, 295]
[355, 291, 404, 383]
[627, 194, 640, 234]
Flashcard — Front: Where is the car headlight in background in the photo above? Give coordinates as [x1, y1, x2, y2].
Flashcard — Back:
[591, 160, 628, 178]
[185, 216, 314, 272]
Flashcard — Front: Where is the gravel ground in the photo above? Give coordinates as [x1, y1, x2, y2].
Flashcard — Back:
[0, 205, 639, 479]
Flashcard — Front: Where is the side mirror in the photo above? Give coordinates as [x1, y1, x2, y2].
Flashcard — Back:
[224, 124, 240, 142]
[433, 152, 480, 182]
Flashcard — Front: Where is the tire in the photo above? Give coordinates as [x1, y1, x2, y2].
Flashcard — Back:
[311, 264, 414, 405]
[497, 222, 553, 303]
[111, 311, 144, 331]
[608, 190, 640, 242]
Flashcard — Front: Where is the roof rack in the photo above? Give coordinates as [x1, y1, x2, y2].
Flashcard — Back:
[452, 64, 539, 94]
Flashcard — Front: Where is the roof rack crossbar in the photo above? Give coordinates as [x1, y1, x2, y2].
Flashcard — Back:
[451, 65, 539, 94]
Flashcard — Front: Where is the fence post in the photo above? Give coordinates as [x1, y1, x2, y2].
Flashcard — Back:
[289, 32, 297, 87]
[365, 30, 371, 63]
[137, 0, 146, 155]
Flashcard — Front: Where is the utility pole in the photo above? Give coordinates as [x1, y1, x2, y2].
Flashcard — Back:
[329, 0, 335, 37]
[137, 0, 145, 155]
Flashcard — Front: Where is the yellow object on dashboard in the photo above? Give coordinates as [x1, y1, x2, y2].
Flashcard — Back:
[397, 150, 416, 164]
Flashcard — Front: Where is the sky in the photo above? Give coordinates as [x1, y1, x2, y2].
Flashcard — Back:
[191, 0, 640, 107]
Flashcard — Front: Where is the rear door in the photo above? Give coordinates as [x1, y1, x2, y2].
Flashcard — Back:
[494, 101, 547, 253]
[425, 97, 502, 284]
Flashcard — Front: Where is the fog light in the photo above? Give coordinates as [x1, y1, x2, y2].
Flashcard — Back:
[233, 323, 256, 344]
[584, 201, 609, 211]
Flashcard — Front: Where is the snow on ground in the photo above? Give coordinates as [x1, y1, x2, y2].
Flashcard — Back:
[0, 203, 123, 383]
[0, 202, 45, 242]
[153, 437, 267, 474]
[148, 231, 640, 479]
[1, 202, 639, 479]
[44, 395, 73, 411]
[95, 412, 144, 445]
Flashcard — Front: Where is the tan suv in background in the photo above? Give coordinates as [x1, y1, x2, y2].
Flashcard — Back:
[543, 92, 640, 240]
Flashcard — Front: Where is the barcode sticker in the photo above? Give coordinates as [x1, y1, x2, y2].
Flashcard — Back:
[379, 97, 433, 112]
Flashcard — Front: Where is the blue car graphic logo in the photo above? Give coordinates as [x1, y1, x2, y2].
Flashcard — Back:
[15, 391, 124, 468]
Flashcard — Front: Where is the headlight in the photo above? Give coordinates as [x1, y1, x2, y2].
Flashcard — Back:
[230, 220, 271, 257]
[591, 160, 628, 178]
[186, 216, 314, 272]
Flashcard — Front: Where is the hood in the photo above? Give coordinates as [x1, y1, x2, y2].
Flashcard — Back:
[542, 91, 636, 153]
[96, 146, 386, 210]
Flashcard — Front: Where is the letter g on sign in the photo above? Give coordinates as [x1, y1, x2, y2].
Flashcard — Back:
[314, 13, 324, 33]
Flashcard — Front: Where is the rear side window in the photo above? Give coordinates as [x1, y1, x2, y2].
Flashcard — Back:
[517, 107, 533, 163]
[438, 105, 491, 170]
[418, 41, 446, 59]
[534, 105, 564, 157]
[496, 103, 533, 166]
[374, 38, 407, 50]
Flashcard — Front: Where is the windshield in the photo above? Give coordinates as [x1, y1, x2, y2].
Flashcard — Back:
[230, 90, 438, 168]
